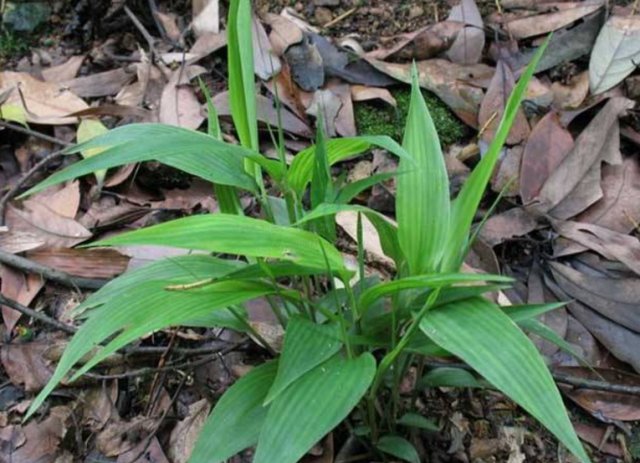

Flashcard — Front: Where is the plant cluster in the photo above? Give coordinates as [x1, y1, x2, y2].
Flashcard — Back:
[22, 2, 589, 462]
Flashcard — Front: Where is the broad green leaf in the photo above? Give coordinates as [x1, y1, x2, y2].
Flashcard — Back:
[19, 123, 258, 198]
[227, 0, 258, 151]
[441, 37, 549, 272]
[397, 413, 439, 431]
[420, 297, 589, 462]
[264, 317, 342, 404]
[377, 435, 420, 463]
[589, 16, 640, 95]
[254, 353, 376, 463]
[92, 214, 347, 273]
[287, 136, 410, 195]
[420, 367, 486, 389]
[190, 361, 278, 463]
[396, 64, 449, 275]
[76, 118, 109, 184]
[358, 273, 512, 313]
[26, 279, 277, 420]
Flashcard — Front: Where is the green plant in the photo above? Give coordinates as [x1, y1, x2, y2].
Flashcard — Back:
[21, 3, 589, 462]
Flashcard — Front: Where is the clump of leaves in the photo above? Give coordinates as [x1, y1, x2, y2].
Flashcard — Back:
[22, 2, 589, 462]
[355, 86, 469, 145]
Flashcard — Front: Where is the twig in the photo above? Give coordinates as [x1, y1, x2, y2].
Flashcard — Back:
[322, 7, 357, 29]
[0, 120, 71, 147]
[124, 6, 160, 63]
[0, 250, 109, 290]
[0, 149, 67, 226]
[0, 293, 77, 334]
[425, 361, 640, 395]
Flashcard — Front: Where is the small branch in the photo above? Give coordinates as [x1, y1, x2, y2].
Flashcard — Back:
[0, 293, 77, 334]
[424, 361, 640, 395]
[0, 149, 67, 226]
[0, 250, 108, 290]
[0, 120, 71, 147]
[124, 5, 160, 63]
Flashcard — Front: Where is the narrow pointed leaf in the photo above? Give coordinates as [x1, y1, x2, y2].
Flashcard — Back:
[377, 435, 420, 463]
[396, 64, 449, 274]
[420, 297, 589, 462]
[92, 214, 346, 273]
[190, 361, 278, 463]
[264, 317, 342, 404]
[397, 413, 439, 431]
[442, 37, 549, 272]
[20, 124, 258, 197]
[254, 353, 376, 463]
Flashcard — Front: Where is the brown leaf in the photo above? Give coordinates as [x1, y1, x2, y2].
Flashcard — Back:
[265, 63, 310, 119]
[478, 61, 530, 145]
[81, 382, 119, 431]
[0, 71, 88, 124]
[193, 0, 219, 36]
[61, 67, 135, 98]
[369, 59, 493, 127]
[549, 261, 640, 332]
[41, 55, 85, 83]
[4, 203, 91, 252]
[117, 437, 170, 463]
[350, 85, 396, 106]
[367, 22, 463, 61]
[520, 111, 573, 204]
[265, 13, 303, 56]
[253, 15, 281, 80]
[575, 158, 640, 233]
[159, 68, 205, 129]
[213, 91, 312, 137]
[0, 265, 44, 332]
[1, 342, 55, 391]
[491, 145, 522, 196]
[167, 399, 210, 463]
[505, 1, 603, 39]
[479, 207, 540, 246]
[446, 0, 485, 65]
[532, 97, 634, 218]
[553, 220, 640, 276]
[556, 366, 640, 421]
[24, 181, 81, 219]
[155, 11, 182, 42]
[25, 248, 129, 279]
[574, 422, 623, 457]
[328, 83, 356, 138]
[189, 32, 227, 62]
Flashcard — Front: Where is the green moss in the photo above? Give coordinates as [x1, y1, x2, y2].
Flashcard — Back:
[0, 29, 29, 62]
[354, 86, 468, 147]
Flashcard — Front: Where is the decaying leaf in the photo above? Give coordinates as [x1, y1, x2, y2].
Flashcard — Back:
[0, 71, 88, 124]
[351, 85, 396, 106]
[41, 55, 85, 83]
[479, 207, 540, 246]
[25, 248, 130, 279]
[1, 342, 56, 391]
[193, 0, 219, 36]
[253, 15, 281, 80]
[168, 399, 210, 463]
[159, 68, 205, 130]
[552, 71, 589, 110]
[589, 15, 640, 94]
[0, 265, 44, 332]
[62, 68, 136, 98]
[265, 13, 304, 56]
[446, 0, 485, 65]
[478, 61, 529, 145]
[504, 1, 603, 39]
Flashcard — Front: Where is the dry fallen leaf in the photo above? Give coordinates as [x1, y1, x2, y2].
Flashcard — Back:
[0, 265, 44, 332]
[61, 67, 136, 98]
[253, 15, 281, 80]
[0, 71, 88, 124]
[479, 207, 540, 246]
[193, 0, 219, 36]
[25, 248, 130, 279]
[265, 12, 304, 56]
[1, 342, 55, 391]
[350, 85, 396, 106]
[159, 68, 205, 130]
[589, 15, 640, 94]
[446, 0, 485, 65]
[168, 399, 210, 463]
[505, 1, 603, 39]
[552, 71, 589, 110]
[478, 61, 529, 145]
[41, 55, 85, 83]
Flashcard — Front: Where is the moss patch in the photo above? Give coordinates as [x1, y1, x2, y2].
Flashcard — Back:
[0, 29, 29, 62]
[354, 86, 469, 147]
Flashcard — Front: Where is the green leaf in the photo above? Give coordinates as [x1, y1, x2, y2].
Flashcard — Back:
[397, 413, 439, 431]
[358, 273, 513, 314]
[420, 297, 589, 463]
[441, 37, 550, 272]
[92, 214, 347, 273]
[26, 279, 277, 421]
[264, 317, 342, 404]
[377, 435, 420, 463]
[190, 361, 278, 463]
[19, 123, 258, 198]
[287, 135, 410, 195]
[227, 0, 258, 151]
[519, 319, 587, 366]
[335, 171, 398, 204]
[396, 63, 450, 275]
[420, 367, 486, 389]
[504, 302, 566, 323]
[310, 120, 335, 239]
[254, 353, 376, 463]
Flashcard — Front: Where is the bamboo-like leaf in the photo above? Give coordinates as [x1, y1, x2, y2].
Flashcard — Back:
[504, 302, 566, 323]
[397, 413, 439, 431]
[396, 64, 450, 275]
[377, 435, 420, 463]
[254, 353, 376, 463]
[420, 367, 486, 389]
[441, 37, 550, 272]
[20, 124, 258, 197]
[190, 361, 278, 463]
[92, 214, 347, 273]
[288, 136, 410, 195]
[26, 279, 277, 420]
[264, 317, 342, 404]
[420, 297, 589, 462]
[310, 120, 335, 239]
[335, 171, 398, 204]
[227, 0, 258, 151]
[358, 273, 512, 313]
